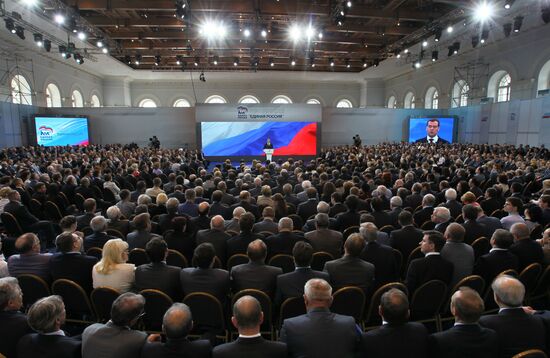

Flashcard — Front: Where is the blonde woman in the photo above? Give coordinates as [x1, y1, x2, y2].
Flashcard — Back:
[92, 239, 135, 292]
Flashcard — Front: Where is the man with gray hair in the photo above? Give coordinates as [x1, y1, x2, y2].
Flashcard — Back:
[213, 296, 286, 357]
[141, 303, 211, 358]
[265, 217, 304, 258]
[196, 215, 231, 265]
[304, 213, 343, 259]
[442, 188, 462, 219]
[413, 193, 436, 227]
[429, 287, 498, 358]
[82, 292, 148, 358]
[106, 206, 131, 236]
[441, 223, 474, 288]
[431, 206, 451, 234]
[388, 196, 403, 228]
[280, 279, 360, 357]
[253, 206, 279, 234]
[17, 295, 81, 358]
[479, 275, 548, 357]
[126, 213, 161, 250]
[360, 223, 399, 287]
[156, 197, 180, 233]
[224, 206, 246, 233]
[361, 288, 428, 358]
[84, 215, 117, 251]
[0, 277, 32, 358]
[510, 222, 544, 271]
[302, 201, 336, 232]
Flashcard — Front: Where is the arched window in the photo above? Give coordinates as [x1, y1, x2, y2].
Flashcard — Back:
[71, 90, 83, 107]
[336, 99, 353, 108]
[90, 95, 101, 107]
[11, 75, 32, 105]
[537, 59, 550, 93]
[404, 92, 415, 109]
[497, 73, 512, 102]
[45, 83, 62, 108]
[306, 98, 321, 105]
[271, 95, 292, 104]
[424, 87, 439, 109]
[238, 95, 260, 104]
[451, 81, 469, 108]
[173, 98, 191, 107]
[138, 98, 157, 108]
[387, 96, 397, 109]
[205, 95, 227, 104]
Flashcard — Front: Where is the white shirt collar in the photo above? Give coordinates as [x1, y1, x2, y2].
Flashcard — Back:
[425, 252, 441, 257]
[490, 248, 508, 252]
[239, 333, 261, 338]
[427, 135, 439, 143]
[43, 330, 65, 336]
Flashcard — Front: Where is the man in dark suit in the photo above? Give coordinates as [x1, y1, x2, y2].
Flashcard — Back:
[106, 206, 131, 236]
[405, 230, 453, 295]
[76, 198, 98, 230]
[230, 240, 282, 298]
[264, 217, 304, 259]
[335, 195, 361, 231]
[17, 296, 81, 358]
[479, 275, 548, 357]
[297, 187, 319, 223]
[230, 191, 260, 220]
[126, 213, 162, 250]
[474, 229, 519, 286]
[461, 204, 490, 245]
[414, 118, 450, 144]
[480, 188, 502, 216]
[477, 206, 503, 238]
[213, 296, 286, 358]
[191, 202, 211, 232]
[156, 197, 181, 233]
[323, 233, 374, 294]
[432, 207, 452, 234]
[413, 194, 436, 227]
[275, 241, 329, 305]
[141, 303, 211, 358]
[135, 238, 182, 300]
[441, 188, 463, 219]
[361, 288, 428, 358]
[302, 201, 337, 232]
[405, 183, 423, 211]
[429, 287, 498, 358]
[227, 212, 263, 258]
[84, 216, 118, 251]
[51, 232, 98, 294]
[360, 222, 400, 287]
[370, 197, 393, 229]
[180, 243, 230, 304]
[509, 222, 544, 272]
[252, 206, 279, 234]
[195, 215, 231, 264]
[388, 196, 403, 228]
[0, 277, 33, 358]
[209, 190, 230, 219]
[390, 210, 423, 265]
[280, 278, 360, 357]
[304, 213, 343, 259]
[7, 233, 52, 283]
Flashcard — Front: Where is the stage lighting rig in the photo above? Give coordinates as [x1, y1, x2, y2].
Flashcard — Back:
[513, 16, 523, 32]
[199, 72, 206, 82]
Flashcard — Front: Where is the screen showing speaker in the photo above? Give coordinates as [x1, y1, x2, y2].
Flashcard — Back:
[34, 116, 89, 146]
[408, 117, 456, 143]
[201, 121, 317, 157]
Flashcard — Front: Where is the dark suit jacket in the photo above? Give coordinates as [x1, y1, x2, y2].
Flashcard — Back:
[17, 333, 81, 358]
[195, 229, 230, 264]
[304, 228, 343, 259]
[135, 262, 182, 300]
[414, 207, 434, 227]
[0, 310, 32, 358]
[191, 215, 211, 232]
[213, 336, 286, 358]
[477, 215, 503, 238]
[323, 256, 375, 294]
[361, 322, 428, 358]
[473, 249, 519, 286]
[479, 308, 548, 357]
[230, 262, 282, 298]
[253, 219, 278, 234]
[156, 213, 179, 233]
[329, 202, 347, 217]
[50, 252, 98, 293]
[126, 230, 161, 250]
[4, 200, 39, 230]
[415, 136, 449, 144]
[429, 324, 498, 358]
[405, 254, 453, 294]
[462, 220, 490, 245]
[297, 199, 319, 223]
[481, 197, 502, 216]
[280, 308, 360, 358]
[226, 232, 264, 258]
[264, 232, 304, 259]
[360, 241, 400, 287]
[509, 239, 544, 272]
[275, 268, 330, 304]
[76, 212, 96, 231]
[163, 230, 196, 263]
[209, 202, 230, 220]
[84, 232, 117, 251]
[141, 337, 211, 358]
[371, 210, 393, 229]
[443, 200, 463, 219]
[180, 267, 230, 303]
[335, 210, 361, 232]
[390, 225, 423, 263]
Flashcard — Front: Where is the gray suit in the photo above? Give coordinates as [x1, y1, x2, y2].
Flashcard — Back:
[441, 241, 474, 288]
[195, 229, 230, 264]
[126, 230, 161, 250]
[323, 256, 375, 294]
[82, 321, 147, 358]
[253, 219, 279, 234]
[304, 228, 343, 259]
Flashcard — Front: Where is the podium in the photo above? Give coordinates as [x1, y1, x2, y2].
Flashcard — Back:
[263, 149, 274, 162]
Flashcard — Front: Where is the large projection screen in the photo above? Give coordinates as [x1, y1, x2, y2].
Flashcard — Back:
[197, 104, 321, 159]
[408, 116, 457, 143]
[34, 116, 90, 146]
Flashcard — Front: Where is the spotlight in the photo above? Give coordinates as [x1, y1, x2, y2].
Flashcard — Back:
[289, 24, 302, 42]
[504, 0, 515, 9]
[261, 28, 267, 38]
[394, 49, 401, 58]
[431, 50, 438, 61]
[15, 26, 25, 40]
[329, 57, 334, 67]
[309, 56, 315, 68]
[5, 18, 15, 33]
[414, 61, 421, 69]
[155, 55, 161, 66]
[194, 57, 200, 66]
[346, 1, 352, 7]
[124, 55, 131, 65]
[318, 30, 323, 39]
[43, 39, 51, 52]
[422, 40, 428, 47]
[480, 27, 489, 44]
[102, 47, 109, 54]
[305, 25, 315, 40]
[198, 20, 228, 40]
[404, 48, 409, 54]
[135, 54, 142, 65]
[33, 33, 43, 47]
[290, 58, 296, 66]
[176, 55, 183, 65]
[474, 1, 494, 23]
[472, 35, 480, 48]
[96, 38, 104, 48]
[345, 58, 351, 68]
[453, 42, 460, 54]
[77, 31, 87, 41]
[213, 56, 219, 65]
[54, 13, 65, 25]
[434, 28, 442, 42]
[243, 28, 251, 37]
[447, 25, 453, 33]
[22, 0, 37, 6]
[199, 72, 206, 82]
[59, 45, 67, 57]
[74, 53, 84, 65]
[233, 57, 239, 66]
[373, 59, 379, 67]
[269, 57, 274, 67]
[362, 58, 367, 68]
[252, 57, 259, 67]
[513, 16, 523, 32]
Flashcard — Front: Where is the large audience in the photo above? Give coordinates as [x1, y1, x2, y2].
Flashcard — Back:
[0, 141, 550, 358]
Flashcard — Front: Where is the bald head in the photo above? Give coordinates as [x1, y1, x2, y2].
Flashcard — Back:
[451, 287, 484, 324]
[210, 215, 225, 230]
[345, 233, 366, 257]
[163, 303, 193, 338]
[492, 275, 525, 308]
[197, 201, 210, 215]
[232, 206, 246, 219]
[510, 223, 530, 241]
[247, 239, 267, 263]
[444, 223, 466, 243]
[232, 296, 263, 332]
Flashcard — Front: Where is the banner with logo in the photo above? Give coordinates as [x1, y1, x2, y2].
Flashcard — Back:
[34, 116, 89, 146]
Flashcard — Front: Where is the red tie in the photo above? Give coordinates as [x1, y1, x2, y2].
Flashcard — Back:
[429, 138, 434, 144]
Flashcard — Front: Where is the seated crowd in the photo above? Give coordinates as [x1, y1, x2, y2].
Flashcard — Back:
[0, 142, 549, 358]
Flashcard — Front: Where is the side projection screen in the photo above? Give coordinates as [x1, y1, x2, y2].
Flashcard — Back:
[34, 116, 89, 146]
[201, 121, 317, 157]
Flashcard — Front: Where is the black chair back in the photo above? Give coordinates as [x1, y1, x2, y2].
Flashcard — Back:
[166, 249, 188, 268]
[183, 292, 227, 340]
[332, 286, 366, 323]
[129, 248, 150, 266]
[17, 274, 50, 309]
[86, 247, 103, 260]
[410, 280, 447, 322]
[1, 212, 24, 237]
[342, 226, 360, 239]
[227, 254, 249, 271]
[520, 263, 542, 303]
[106, 228, 125, 239]
[29, 198, 44, 219]
[140, 289, 174, 332]
[471, 237, 491, 261]
[52, 279, 95, 323]
[311, 252, 334, 271]
[279, 296, 306, 327]
[90, 287, 120, 322]
[44, 201, 63, 222]
[268, 254, 295, 274]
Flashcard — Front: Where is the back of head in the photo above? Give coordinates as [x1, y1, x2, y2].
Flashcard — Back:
[163, 303, 193, 339]
[15, 233, 39, 254]
[262, 206, 274, 219]
[491, 275, 525, 308]
[210, 215, 225, 230]
[451, 287, 484, 324]
[133, 213, 151, 231]
[510, 223, 530, 241]
[422, 194, 436, 207]
[97, 239, 128, 274]
[90, 215, 107, 233]
[315, 213, 329, 229]
[145, 238, 168, 263]
[306, 187, 317, 199]
[233, 206, 245, 219]
[506, 197, 523, 212]
[491, 229, 515, 249]
[424, 230, 446, 252]
[433, 207, 451, 223]
[462, 204, 478, 221]
[445, 223, 465, 243]
[27, 295, 65, 334]
[56, 232, 77, 253]
[193, 243, 215, 269]
[345, 233, 366, 257]
[233, 295, 263, 330]
[445, 188, 457, 201]
[316, 201, 330, 214]
[111, 292, 146, 327]
[59, 215, 77, 231]
[166, 198, 180, 213]
[247, 239, 267, 263]
[398, 210, 413, 226]
[83, 198, 96, 213]
[0, 277, 21, 311]
[106, 206, 121, 221]
[380, 288, 409, 324]
[304, 278, 332, 306]
[359, 222, 378, 243]
[171, 216, 187, 232]
[293, 241, 313, 267]
[345, 195, 359, 211]
[239, 212, 255, 233]
[278, 217, 293, 232]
